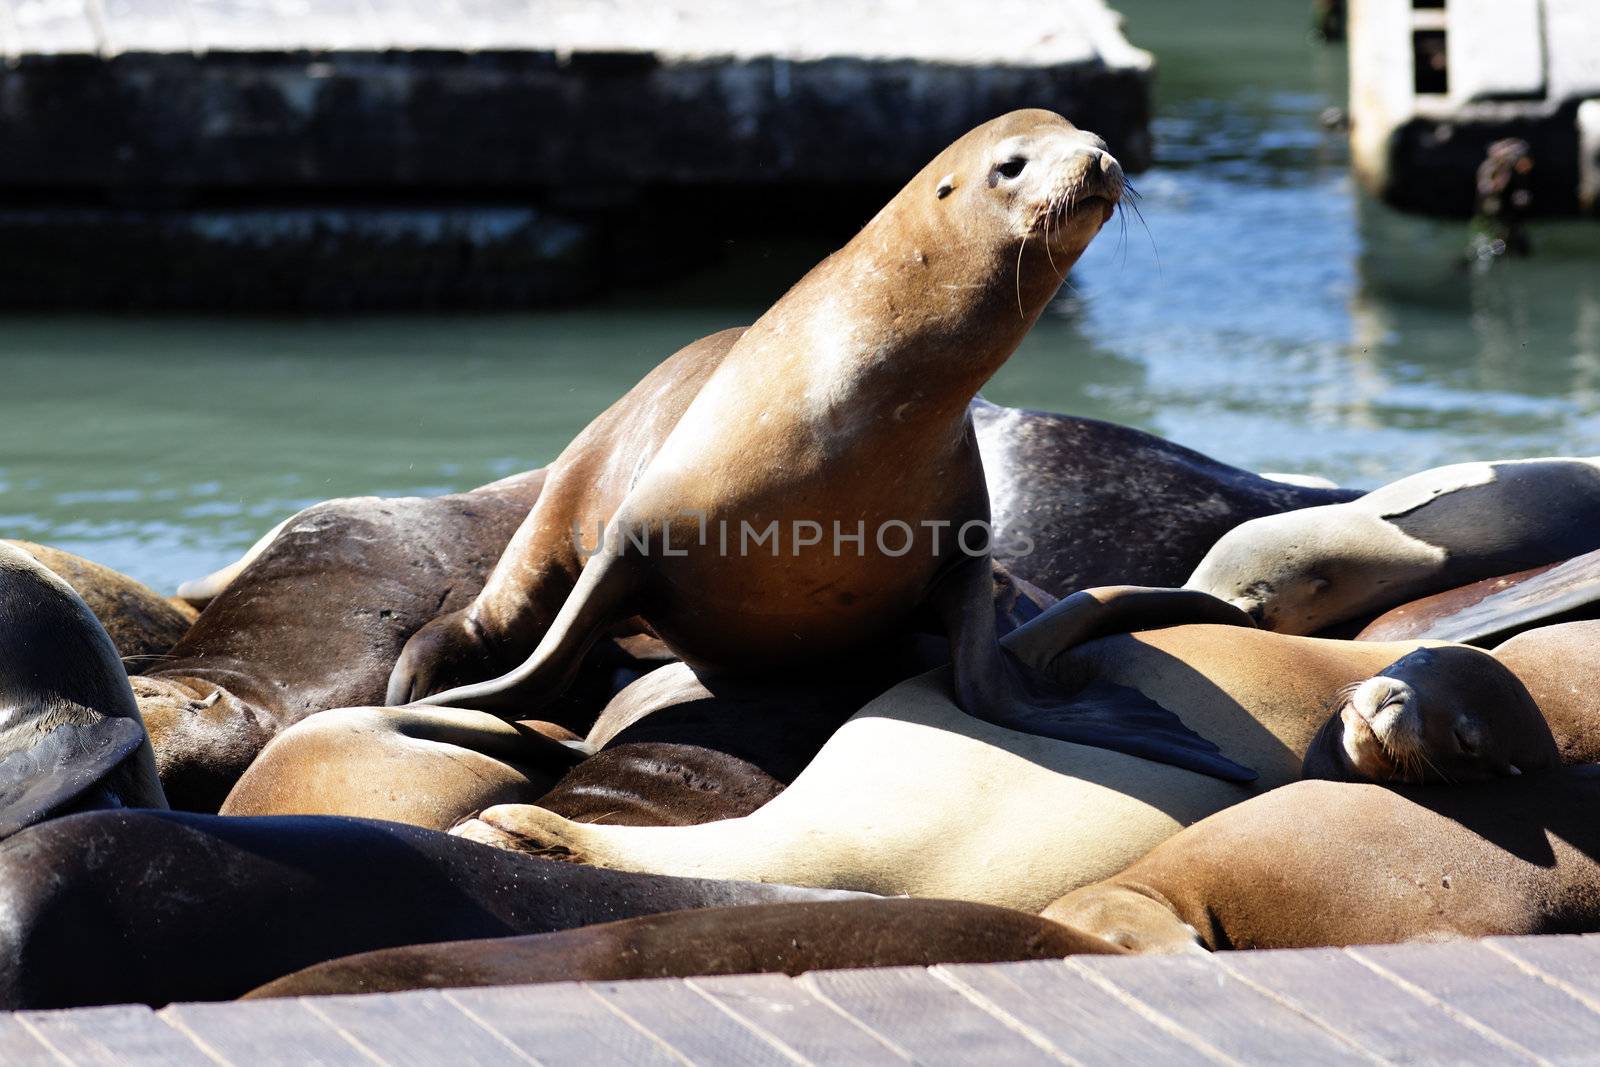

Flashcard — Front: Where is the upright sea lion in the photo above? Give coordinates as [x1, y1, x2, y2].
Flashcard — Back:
[1044, 767, 1600, 952]
[244, 898, 1121, 999]
[1356, 548, 1600, 646]
[388, 112, 1248, 782]
[0, 809, 872, 1009]
[1186, 457, 1600, 635]
[4, 540, 196, 668]
[0, 542, 167, 837]
[450, 587, 1529, 909]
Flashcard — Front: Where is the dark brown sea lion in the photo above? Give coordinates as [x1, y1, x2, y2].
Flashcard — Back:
[128, 470, 642, 812]
[1044, 767, 1600, 952]
[0, 809, 872, 1009]
[1186, 457, 1600, 635]
[1300, 645, 1557, 784]
[4, 540, 196, 669]
[1357, 549, 1600, 646]
[971, 400, 1357, 597]
[0, 543, 167, 837]
[450, 587, 1531, 909]
[243, 898, 1121, 999]
[389, 111, 1250, 782]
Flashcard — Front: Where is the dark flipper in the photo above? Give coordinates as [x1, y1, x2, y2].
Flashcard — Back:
[0, 715, 147, 838]
[995, 668, 1257, 783]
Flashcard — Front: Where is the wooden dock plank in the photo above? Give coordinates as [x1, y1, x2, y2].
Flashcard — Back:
[1487, 933, 1600, 1007]
[588, 977, 803, 1066]
[935, 960, 1218, 1067]
[801, 966, 1065, 1066]
[19, 1004, 218, 1066]
[0, 1015, 62, 1067]
[1350, 941, 1600, 1064]
[443, 984, 684, 1066]
[304, 989, 532, 1066]
[163, 998, 378, 1067]
[687, 973, 911, 1066]
[1072, 953, 1375, 1064]
[1219, 946, 1534, 1065]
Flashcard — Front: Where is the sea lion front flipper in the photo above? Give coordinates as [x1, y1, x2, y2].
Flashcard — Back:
[0, 715, 149, 838]
[937, 561, 1256, 782]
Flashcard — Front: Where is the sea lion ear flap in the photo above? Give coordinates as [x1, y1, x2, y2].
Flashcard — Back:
[0, 714, 147, 839]
[935, 174, 957, 199]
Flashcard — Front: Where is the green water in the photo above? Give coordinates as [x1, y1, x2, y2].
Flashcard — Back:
[2, 0, 1597, 592]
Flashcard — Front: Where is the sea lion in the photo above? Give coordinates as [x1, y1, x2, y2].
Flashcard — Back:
[172, 516, 292, 611]
[220, 648, 915, 830]
[0, 809, 872, 1009]
[1492, 620, 1600, 765]
[387, 112, 1247, 782]
[243, 898, 1121, 999]
[4, 540, 196, 669]
[1356, 548, 1600, 646]
[1300, 645, 1556, 784]
[1186, 457, 1600, 635]
[972, 400, 1357, 597]
[449, 587, 1524, 910]
[1044, 767, 1600, 952]
[0, 542, 167, 837]
[126, 470, 659, 812]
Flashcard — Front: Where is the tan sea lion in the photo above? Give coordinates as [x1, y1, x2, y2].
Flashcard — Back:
[1044, 767, 1600, 952]
[1357, 549, 1600, 646]
[0, 542, 167, 837]
[1186, 457, 1600, 635]
[4, 540, 196, 669]
[387, 112, 1251, 782]
[449, 587, 1532, 910]
[1492, 620, 1600, 765]
[243, 898, 1121, 999]
[0, 809, 872, 1009]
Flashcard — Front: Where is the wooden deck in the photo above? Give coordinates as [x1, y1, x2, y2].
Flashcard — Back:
[9, 934, 1600, 1063]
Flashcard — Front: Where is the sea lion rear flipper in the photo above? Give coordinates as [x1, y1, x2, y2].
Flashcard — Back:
[0, 715, 149, 838]
[996, 673, 1258, 783]
[937, 564, 1256, 782]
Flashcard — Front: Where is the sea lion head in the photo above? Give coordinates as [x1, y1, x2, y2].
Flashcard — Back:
[883, 109, 1124, 284]
[1041, 884, 1204, 955]
[1304, 646, 1558, 785]
[1184, 508, 1444, 634]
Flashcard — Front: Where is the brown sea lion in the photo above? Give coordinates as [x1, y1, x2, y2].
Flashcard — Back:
[131, 470, 560, 812]
[0, 809, 873, 1009]
[535, 743, 786, 826]
[1044, 767, 1600, 952]
[0, 542, 167, 837]
[243, 898, 1121, 999]
[4, 540, 196, 669]
[449, 587, 1532, 909]
[1186, 457, 1600, 635]
[388, 112, 1248, 782]
[1357, 549, 1600, 646]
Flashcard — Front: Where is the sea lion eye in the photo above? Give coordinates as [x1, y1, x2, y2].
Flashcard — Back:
[996, 158, 1028, 179]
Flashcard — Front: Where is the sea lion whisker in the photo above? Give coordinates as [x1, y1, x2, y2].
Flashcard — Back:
[1014, 234, 1028, 319]
[1125, 196, 1161, 276]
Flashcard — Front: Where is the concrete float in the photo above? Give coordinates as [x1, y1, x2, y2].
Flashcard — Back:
[0, 0, 1152, 308]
